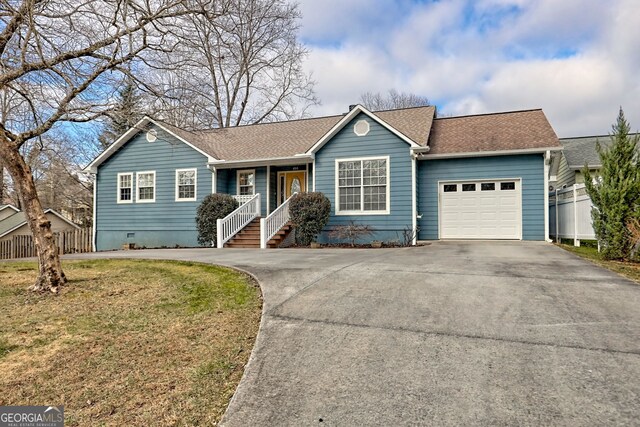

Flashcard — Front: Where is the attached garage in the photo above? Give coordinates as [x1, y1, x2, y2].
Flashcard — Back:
[438, 179, 521, 239]
[417, 154, 546, 241]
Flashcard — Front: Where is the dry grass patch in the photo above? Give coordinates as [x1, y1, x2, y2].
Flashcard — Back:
[0, 259, 262, 426]
[558, 244, 640, 284]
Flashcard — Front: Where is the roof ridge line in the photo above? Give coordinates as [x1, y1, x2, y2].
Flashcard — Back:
[435, 108, 542, 120]
[193, 113, 346, 133]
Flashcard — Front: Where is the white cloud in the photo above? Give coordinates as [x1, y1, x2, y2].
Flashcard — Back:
[299, 0, 640, 136]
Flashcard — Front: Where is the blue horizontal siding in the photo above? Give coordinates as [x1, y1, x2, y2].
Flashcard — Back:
[417, 154, 545, 241]
[96, 125, 211, 250]
[216, 169, 229, 194]
[226, 167, 268, 216]
[315, 112, 413, 243]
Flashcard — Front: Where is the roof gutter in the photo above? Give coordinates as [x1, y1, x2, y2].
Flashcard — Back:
[208, 154, 315, 169]
[568, 164, 601, 170]
[410, 145, 430, 159]
[417, 146, 562, 160]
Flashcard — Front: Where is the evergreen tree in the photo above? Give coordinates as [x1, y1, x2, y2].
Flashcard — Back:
[583, 108, 640, 259]
[98, 81, 144, 150]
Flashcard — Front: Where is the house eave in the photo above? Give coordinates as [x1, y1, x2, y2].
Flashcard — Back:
[306, 104, 420, 155]
[83, 117, 216, 173]
[209, 154, 314, 169]
[0, 204, 19, 213]
[568, 164, 601, 170]
[0, 209, 79, 239]
[417, 146, 562, 160]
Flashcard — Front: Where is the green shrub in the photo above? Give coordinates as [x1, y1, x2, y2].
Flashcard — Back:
[289, 192, 331, 246]
[196, 194, 239, 246]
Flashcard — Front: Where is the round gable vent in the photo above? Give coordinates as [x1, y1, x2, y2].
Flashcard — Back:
[146, 129, 158, 142]
[354, 119, 370, 136]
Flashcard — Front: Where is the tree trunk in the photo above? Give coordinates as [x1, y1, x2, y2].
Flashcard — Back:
[0, 138, 66, 293]
[0, 158, 4, 202]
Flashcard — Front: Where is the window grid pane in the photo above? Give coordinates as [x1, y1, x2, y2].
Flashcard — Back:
[239, 172, 255, 195]
[177, 171, 196, 199]
[120, 188, 131, 201]
[139, 187, 154, 200]
[338, 159, 386, 212]
[138, 173, 154, 200]
[119, 174, 132, 201]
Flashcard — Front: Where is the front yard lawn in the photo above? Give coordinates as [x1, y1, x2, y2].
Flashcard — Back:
[558, 244, 640, 284]
[0, 259, 262, 426]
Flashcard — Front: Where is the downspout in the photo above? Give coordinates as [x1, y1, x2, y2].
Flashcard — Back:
[409, 146, 430, 245]
[544, 150, 552, 242]
[411, 153, 417, 246]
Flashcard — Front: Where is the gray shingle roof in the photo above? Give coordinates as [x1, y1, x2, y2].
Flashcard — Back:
[0, 209, 79, 238]
[0, 211, 26, 237]
[157, 106, 436, 161]
[427, 109, 560, 155]
[560, 134, 640, 169]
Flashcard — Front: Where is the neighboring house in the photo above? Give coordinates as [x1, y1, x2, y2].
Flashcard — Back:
[551, 133, 640, 189]
[0, 208, 80, 240]
[0, 204, 19, 221]
[85, 105, 560, 250]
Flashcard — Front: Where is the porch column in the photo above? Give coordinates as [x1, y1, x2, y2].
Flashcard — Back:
[267, 165, 271, 214]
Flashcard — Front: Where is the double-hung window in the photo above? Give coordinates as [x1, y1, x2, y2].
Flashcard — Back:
[176, 168, 197, 201]
[117, 173, 133, 203]
[336, 157, 389, 214]
[237, 170, 255, 195]
[137, 171, 156, 203]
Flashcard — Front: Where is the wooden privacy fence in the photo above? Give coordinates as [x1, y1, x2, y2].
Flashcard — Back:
[0, 227, 92, 260]
[548, 184, 595, 246]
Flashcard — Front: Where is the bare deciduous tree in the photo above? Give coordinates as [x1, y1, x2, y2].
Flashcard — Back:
[360, 89, 430, 111]
[0, 0, 215, 292]
[150, 0, 317, 130]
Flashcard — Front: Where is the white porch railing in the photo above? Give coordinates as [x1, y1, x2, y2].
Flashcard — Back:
[232, 194, 255, 205]
[217, 193, 261, 248]
[548, 183, 596, 246]
[260, 192, 296, 249]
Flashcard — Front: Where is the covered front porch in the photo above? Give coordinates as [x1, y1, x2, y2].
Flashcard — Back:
[211, 159, 313, 248]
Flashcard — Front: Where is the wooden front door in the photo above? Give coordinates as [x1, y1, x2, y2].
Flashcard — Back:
[278, 171, 306, 205]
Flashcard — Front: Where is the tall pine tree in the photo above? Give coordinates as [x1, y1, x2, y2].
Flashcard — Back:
[583, 108, 640, 259]
[98, 81, 144, 150]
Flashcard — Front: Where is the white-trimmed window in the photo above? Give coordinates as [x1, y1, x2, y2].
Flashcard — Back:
[176, 168, 197, 201]
[237, 170, 255, 196]
[136, 171, 156, 203]
[117, 173, 133, 203]
[336, 156, 389, 214]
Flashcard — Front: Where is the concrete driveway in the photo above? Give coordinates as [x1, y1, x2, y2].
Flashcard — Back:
[73, 241, 640, 425]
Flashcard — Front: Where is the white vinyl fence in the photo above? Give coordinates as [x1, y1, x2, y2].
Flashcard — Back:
[548, 184, 596, 246]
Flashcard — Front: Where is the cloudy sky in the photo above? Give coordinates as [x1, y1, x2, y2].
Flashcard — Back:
[297, 0, 640, 137]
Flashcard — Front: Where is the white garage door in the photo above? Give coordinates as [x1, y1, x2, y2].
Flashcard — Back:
[439, 179, 522, 239]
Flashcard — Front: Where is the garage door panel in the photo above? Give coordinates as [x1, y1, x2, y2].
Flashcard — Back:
[440, 179, 521, 239]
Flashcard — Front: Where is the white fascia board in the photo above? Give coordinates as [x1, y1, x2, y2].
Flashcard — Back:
[306, 104, 419, 154]
[209, 155, 314, 169]
[0, 223, 25, 239]
[0, 204, 19, 213]
[0, 209, 79, 239]
[84, 116, 216, 173]
[417, 146, 562, 160]
[569, 164, 601, 170]
[44, 209, 81, 229]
